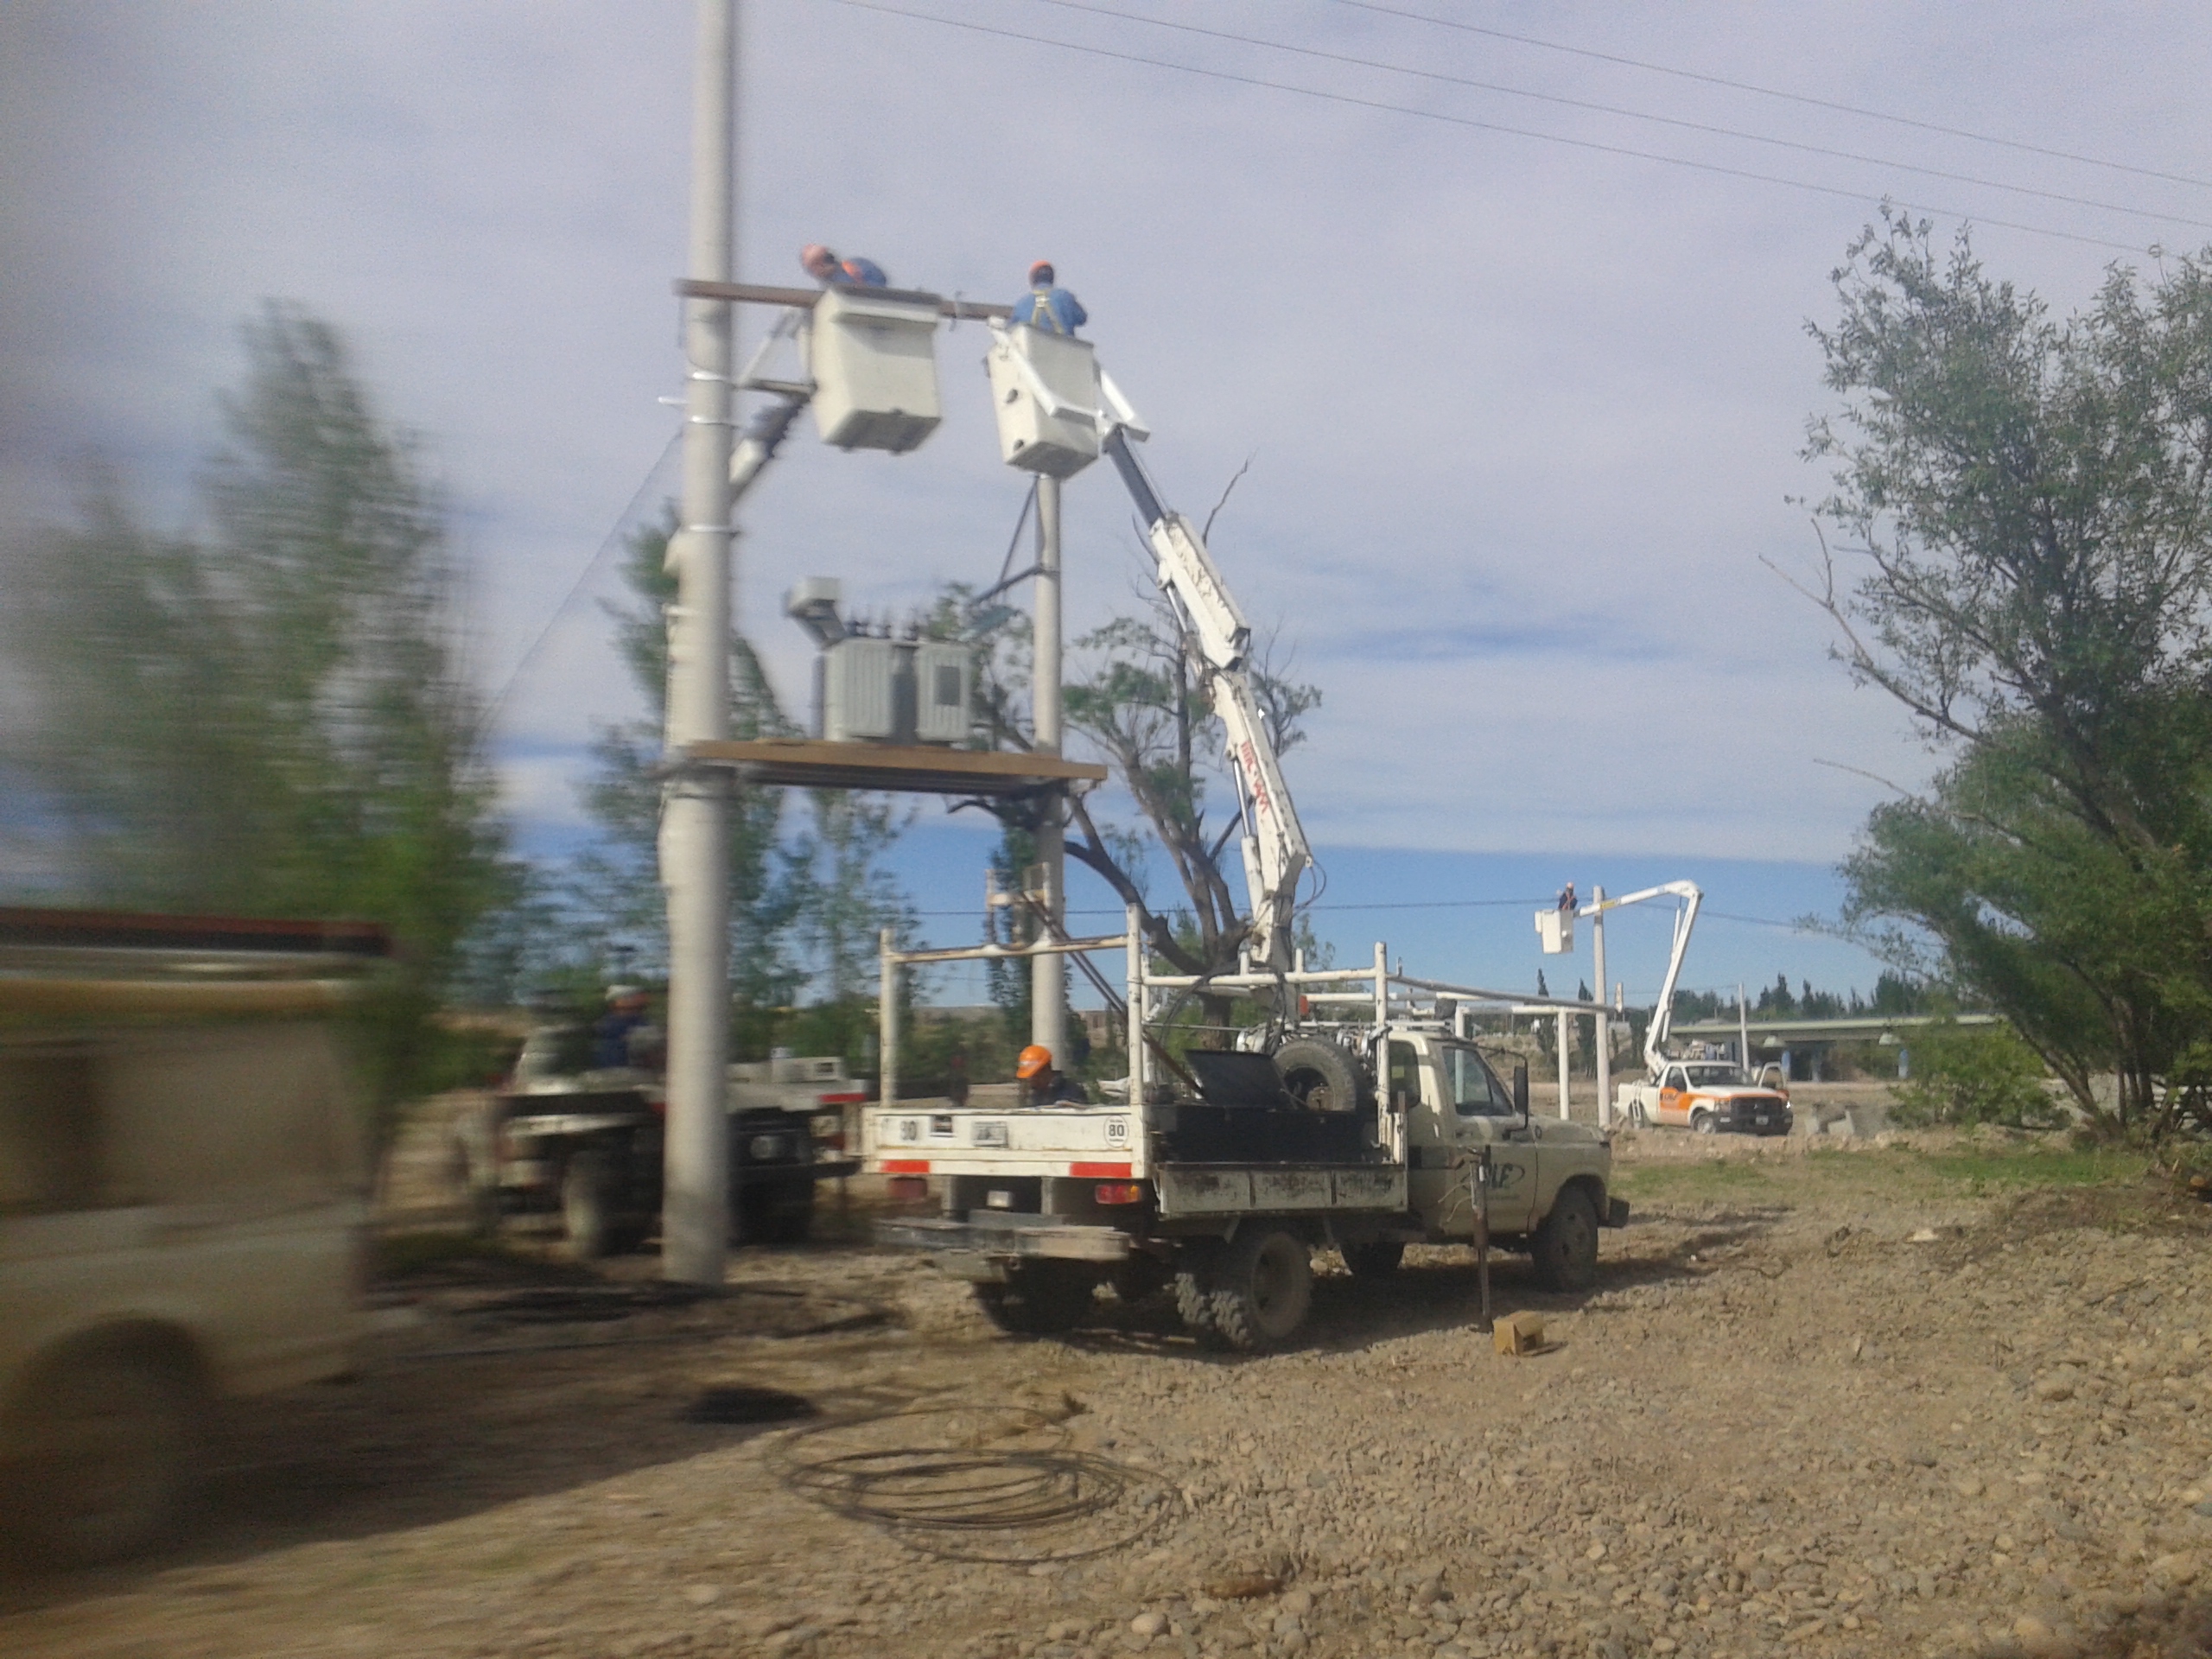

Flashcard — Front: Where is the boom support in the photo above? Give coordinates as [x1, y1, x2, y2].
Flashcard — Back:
[1103, 426, 1312, 972]
[1579, 880, 1702, 1073]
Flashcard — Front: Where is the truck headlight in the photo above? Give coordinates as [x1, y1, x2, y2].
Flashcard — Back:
[748, 1134, 786, 1160]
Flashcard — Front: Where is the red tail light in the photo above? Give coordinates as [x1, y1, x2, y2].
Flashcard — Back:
[1094, 1182, 1145, 1206]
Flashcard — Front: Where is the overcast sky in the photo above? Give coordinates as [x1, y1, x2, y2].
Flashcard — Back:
[7, 1, 2210, 1001]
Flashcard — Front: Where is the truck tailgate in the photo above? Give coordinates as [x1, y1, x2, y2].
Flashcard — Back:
[1154, 1162, 1405, 1218]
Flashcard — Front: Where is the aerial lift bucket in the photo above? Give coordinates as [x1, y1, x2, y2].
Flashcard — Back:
[806, 287, 944, 454]
[985, 324, 1101, 478]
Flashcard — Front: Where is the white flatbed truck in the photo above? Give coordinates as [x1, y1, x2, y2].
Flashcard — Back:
[870, 946, 1626, 1351]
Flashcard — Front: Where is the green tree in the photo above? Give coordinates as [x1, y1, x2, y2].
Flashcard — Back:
[1891, 1017, 2061, 1129]
[1, 302, 507, 1118]
[1800, 214, 2212, 1134]
[570, 505, 801, 1007]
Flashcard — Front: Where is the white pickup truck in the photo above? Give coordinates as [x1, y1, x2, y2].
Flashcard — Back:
[1617, 1058, 1792, 1136]
[871, 956, 1627, 1351]
[0, 908, 383, 1564]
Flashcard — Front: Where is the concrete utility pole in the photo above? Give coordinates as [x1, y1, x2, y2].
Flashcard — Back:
[1030, 474, 1068, 1068]
[662, 0, 737, 1285]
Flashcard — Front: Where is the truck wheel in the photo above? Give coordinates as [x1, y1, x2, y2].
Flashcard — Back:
[1692, 1109, 1717, 1135]
[1207, 1228, 1313, 1351]
[1173, 1249, 1218, 1338]
[1342, 1240, 1404, 1279]
[3, 1342, 203, 1565]
[1272, 1038, 1363, 1112]
[1530, 1185, 1600, 1293]
[1110, 1252, 1171, 1306]
[765, 1180, 815, 1245]
[973, 1262, 1094, 1336]
[563, 1152, 626, 1261]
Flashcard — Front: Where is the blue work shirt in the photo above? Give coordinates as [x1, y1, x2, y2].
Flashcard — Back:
[831, 256, 888, 288]
[1009, 285, 1086, 336]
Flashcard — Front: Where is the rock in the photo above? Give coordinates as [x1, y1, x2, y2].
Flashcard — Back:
[2034, 1374, 2076, 1402]
[1205, 1573, 1280, 1601]
[1279, 1589, 1313, 1617]
[1955, 1475, 1986, 1498]
[2012, 1612, 2066, 1656]
[1129, 1612, 1168, 1638]
[683, 1585, 723, 1607]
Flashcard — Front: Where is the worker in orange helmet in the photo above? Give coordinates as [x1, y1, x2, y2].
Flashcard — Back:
[1016, 1043, 1089, 1106]
[1008, 260, 1086, 336]
[799, 243, 888, 289]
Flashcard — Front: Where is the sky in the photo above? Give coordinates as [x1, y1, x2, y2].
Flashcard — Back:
[7, 0, 2211, 1007]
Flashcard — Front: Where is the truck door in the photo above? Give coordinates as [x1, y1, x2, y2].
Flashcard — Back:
[1658, 1064, 1691, 1128]
[1440, 1043, 1539, 1236]
[1394, 1039, 1457, 1230]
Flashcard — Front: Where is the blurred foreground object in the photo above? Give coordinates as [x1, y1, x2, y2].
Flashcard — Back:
[0, 907, 387, 1565]
[0, 302, 511, 1128]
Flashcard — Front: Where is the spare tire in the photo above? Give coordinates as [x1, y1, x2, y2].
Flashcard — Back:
[1272, 1037, 1363, 1112]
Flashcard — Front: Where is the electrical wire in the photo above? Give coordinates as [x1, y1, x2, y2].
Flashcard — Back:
[825, 0, 2158, 255]
[766, 1405, 1166, 1563]
[1332, 0, 2212, 194]
[478, 431, 683, 744]
[1022, 0, 2212, 235]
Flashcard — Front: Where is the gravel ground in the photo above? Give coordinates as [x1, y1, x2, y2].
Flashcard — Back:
[5, 1126, 2210, 1659]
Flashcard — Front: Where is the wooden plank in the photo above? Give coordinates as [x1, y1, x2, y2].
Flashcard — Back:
[672, 278, 1013, 321]
[685, 739, 1103, 798]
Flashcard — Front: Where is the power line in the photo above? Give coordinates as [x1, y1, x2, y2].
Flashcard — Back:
[479, 431, 681, 743]
[1332, 0, 2212, 195]
[826, 0, 2156, 256]
[1024, 0, 2212, 235]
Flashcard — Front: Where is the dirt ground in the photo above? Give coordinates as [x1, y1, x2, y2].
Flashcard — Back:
[6, 1116, 2212, 1659]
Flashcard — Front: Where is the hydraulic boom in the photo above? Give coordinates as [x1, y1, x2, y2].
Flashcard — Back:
[1102, 425, 1312, 972]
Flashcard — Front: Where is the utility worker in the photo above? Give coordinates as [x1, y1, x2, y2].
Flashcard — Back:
[592, 985, 653, 1070]
[1016, 1044, 1089, 1106]
[1008, 261, 1086, 336]
[800, 244, 888, 289]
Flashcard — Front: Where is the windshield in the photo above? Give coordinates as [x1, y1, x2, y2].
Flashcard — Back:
[1445, 1045, 1517, 1116]
[1684, 1062, 1748, 1087]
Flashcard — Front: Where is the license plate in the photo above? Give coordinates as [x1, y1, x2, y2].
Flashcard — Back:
[971, 1120, 1008, 1147]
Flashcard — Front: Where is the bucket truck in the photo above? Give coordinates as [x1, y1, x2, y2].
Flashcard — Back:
[1604, 883, 1793, 1136]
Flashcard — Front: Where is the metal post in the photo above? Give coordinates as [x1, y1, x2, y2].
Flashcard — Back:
[661, 0, 736, 1285]
[1592, 884, 1611, 1129]
[1030, 474, 1067, 1069]
[1555, 1009, 1572, 1121]
[880, 927, 899, 1109]
[1372, 940, 1389, 1029]
[1738, 982, 1751, 1072]
[1125, 905, 1146, 1103]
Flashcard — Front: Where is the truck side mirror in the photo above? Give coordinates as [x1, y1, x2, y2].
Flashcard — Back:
[1512, 1064, 1529, 1122]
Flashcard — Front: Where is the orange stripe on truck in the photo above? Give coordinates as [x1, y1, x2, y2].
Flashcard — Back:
[880, 1160, 931, 1173]
[1069, 1162, 1133, 1179]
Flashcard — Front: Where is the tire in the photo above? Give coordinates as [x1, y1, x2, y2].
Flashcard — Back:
[1530, 1185, 1601, 1294]
[1342, 1240, 1404, 1279]
[1173, 1249, 1218, 1338]
[2, 1343, 202, 1565]
[972, 1262, 1095, 1336]
[1110, 1252, 1171, 1306]
[1206, 1228, 1313, 1351]
[1692, 1109, 1717, 1135]
[1272, 1038, 1363, 1113]
[563, 1151, 626, 1261]
[764, 1180, 815, 1246]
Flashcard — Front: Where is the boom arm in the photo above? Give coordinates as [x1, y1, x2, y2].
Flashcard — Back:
[1102, 425, 1312, 971]
[1580, 880, 1702, 1074]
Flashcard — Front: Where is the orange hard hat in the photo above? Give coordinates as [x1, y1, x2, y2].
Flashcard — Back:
[1016, 1044, 1054, 1080]
[801, 243, 835, 273]
[1028, 260, 1054, 284]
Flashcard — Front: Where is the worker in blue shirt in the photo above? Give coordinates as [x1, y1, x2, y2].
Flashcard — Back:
[1009, 261, 1086, 336]
[801, 244, 889, 289]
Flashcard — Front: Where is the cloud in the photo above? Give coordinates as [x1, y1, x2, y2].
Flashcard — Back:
[5, 0, 2207, 887]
